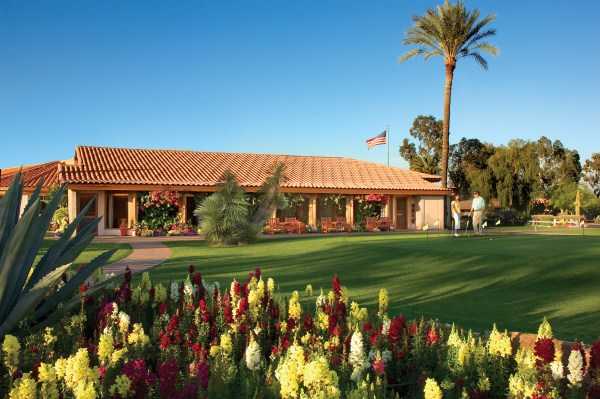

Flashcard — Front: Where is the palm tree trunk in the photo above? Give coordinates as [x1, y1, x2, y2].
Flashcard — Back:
[441, 62, 455, 188]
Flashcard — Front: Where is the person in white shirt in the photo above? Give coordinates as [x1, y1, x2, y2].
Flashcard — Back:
[450, 194, 461, 237]
[470, 191, 486, 234]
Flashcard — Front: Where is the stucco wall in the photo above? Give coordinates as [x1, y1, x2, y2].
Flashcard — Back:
[415, 196, 445, 230]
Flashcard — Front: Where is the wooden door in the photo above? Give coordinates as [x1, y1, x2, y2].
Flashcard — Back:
[395, 197, 407, 229]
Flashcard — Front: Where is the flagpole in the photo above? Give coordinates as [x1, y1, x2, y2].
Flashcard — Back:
[386, 126, 390, 167]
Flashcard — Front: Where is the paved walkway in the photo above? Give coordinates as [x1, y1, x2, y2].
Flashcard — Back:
[103, 241, 171, 275]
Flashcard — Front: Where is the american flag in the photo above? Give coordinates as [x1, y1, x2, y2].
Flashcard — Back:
[366, 130, 387, 149]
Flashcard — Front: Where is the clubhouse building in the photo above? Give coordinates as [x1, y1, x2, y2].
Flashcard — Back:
[1, 146, 450, 235]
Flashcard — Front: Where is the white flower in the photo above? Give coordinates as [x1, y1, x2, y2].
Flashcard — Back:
[170, 282, 180, 302]
[245, 340, 262, 371]
[183, 277, 194, 299]
[381, 318, 391, 336]
[118, 311, 130, 333]
[381, 350, 392, 364]
[567, 349, 584, 386]
[550, 360, 564, 380]
[349, 330, 368, 381]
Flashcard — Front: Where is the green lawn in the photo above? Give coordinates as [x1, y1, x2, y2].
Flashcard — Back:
[40, 239, 132, 269]
[148, 233, 600, 342]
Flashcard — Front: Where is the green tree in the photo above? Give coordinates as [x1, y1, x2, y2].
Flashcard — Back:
[449, 137, 495, 197]
[550, 183, 600, 218]
[488, 140, 540, 210]
[537, 137, 581, 198]
[583, 153, 600, 197]
[399, 115, 442, 174]
[400, 0, 498, 188]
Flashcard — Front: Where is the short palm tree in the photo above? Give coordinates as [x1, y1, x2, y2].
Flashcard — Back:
[400, 0, 498, 188]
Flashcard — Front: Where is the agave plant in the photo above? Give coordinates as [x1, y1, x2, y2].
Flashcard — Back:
[0, 173, 114, 337]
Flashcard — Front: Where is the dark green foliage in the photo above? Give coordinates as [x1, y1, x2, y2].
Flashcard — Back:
[399, 115, 442, 174]
[537, 137, 582, 198]
[0, 174, 114, 337]
[195, 164, 286, 245]
[195, 172, 250, 245]
[449, 138, 495, 197]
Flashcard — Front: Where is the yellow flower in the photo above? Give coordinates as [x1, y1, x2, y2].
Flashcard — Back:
[111, 348, 128, 365]
[316, 310, 329, 331]
[487, 324, 512, 358]
[275, 343, 305, 398]
[8, 373, 37, 399]
[154, 283, 167, 303]
[447, 324, 462, 348]
[478, 375, 491, 392]
[43, 327, 57, 347]
[209, 345, 220, 357]
[127, 323, 150, 347]
[537, 317, 553, 339]
[220, 332, 233, 355]
[97, 332, 114, 364]
[63, 349, 98, 391]
[303, 356, 340, 398]
[73, 382, 97, 399]
[38, 363, 59, 399]
[305, 284, 313, 296]
[257, 278, 266, 300]
[2, 335, 21, 374]
[109, 375, 132, 397]
[267, 278, 275, 294]
[54, 358, 67, 379]
[140, 272, 152, 291]
[248, 288, 260, 319]
[423, 378, 443, 399]
[288, 291, 302, 321]
[378, 288, 388, 317]
[515, 348, 536, 370]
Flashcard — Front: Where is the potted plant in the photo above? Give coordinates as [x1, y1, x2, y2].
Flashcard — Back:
[119, 219, 129, 236]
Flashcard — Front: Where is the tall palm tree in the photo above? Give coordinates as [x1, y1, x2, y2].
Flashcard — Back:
[400, 1, 498, 188]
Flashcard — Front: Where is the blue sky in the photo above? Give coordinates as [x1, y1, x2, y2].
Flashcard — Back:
[1, 0, 599, 169]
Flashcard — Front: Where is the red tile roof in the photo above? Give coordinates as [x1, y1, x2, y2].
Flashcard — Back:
[59, 146, 448, 193]
[0, 161, 61, 192]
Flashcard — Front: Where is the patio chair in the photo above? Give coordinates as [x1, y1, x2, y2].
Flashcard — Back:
[320, 217, 333, 233]
[378, 217, 391, 231]
[264, 218, 285, 234]
[284, 217, 306, 234]
[335, 216, 351, 232]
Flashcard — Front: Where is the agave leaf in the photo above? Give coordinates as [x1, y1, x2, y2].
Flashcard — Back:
[35, 249, 116, 319]
[0, 264, 70, 337]
[0, 173, 23, 253]
[0, 198, 42, 320]
[15, 184, 66, 292]
[25, 195, 97, 290]
[22, 180, 44, 215]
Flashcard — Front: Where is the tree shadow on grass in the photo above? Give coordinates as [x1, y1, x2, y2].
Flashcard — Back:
[151, 235, 600, 342]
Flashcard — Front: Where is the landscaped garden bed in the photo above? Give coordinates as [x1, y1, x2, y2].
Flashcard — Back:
[2, 267, 599, 398]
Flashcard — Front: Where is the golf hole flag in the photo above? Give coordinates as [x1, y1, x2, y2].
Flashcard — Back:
[366, 130, 387, 149]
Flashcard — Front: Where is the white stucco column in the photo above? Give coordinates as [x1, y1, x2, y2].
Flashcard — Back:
[128, 192, 138, 228]
[67, 189, 78, 223]
[97, 191, 107, 236]
[308, 196, 317, 228]
[19, 194, 30, 217]
[345, 196, 354, 225]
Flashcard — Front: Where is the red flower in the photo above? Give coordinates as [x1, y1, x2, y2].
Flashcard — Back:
[534, 338, 555, 366]
[197, 361, 209, 390]
[158, 359, 179, 398]
[370, 331, 380, 346]
[591, 340, 600, 370]
[388, 316, 406, 344]
[158, 303, 168, 315]
[332, 275, 342, 297]
[426, 327, 439, 346]
[363, 322, 373, 334]
[408, 322, 418, 336]
[123, 359, 156, 399]
[79, 283, 88, 294]
[372, 359, 385, 376]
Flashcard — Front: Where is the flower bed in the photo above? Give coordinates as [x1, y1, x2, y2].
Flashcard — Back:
[1, 268, 599, 398]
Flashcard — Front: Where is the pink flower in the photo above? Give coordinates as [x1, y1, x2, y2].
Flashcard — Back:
[373, 359, 385, 376]
[426, 327, 439, 346]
